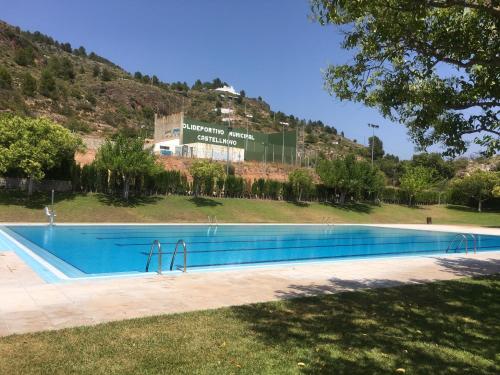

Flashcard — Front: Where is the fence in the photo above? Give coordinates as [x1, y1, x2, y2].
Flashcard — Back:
[0, 177, 72, 192]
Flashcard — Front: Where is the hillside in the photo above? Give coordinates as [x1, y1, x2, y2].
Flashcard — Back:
[0, 20, 363, 161]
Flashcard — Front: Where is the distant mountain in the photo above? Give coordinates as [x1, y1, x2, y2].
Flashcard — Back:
[0, 20, 362, 158]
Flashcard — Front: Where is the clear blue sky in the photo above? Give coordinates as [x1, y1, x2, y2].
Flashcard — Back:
[1, 0, 456, 159]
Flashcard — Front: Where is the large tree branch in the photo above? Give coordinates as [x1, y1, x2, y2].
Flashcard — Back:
[449, 101, 500, 110]
[460, 127, 500, 136]
[426, 1, 500, 19]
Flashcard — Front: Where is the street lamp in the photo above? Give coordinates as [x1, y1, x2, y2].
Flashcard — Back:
[368, 123, 380, 167]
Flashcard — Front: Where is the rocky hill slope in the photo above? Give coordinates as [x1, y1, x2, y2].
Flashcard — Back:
[0, 20, 363, 160]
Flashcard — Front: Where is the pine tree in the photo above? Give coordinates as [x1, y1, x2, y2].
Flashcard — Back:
[21, 73, 37, 96]
[39, 69, 57, 98]
[0, 66, 12, 89]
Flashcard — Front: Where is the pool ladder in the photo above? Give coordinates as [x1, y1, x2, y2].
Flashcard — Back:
[208, 215, 218, 227]
[322, 217, 334, 233]
[145, 239, 187, 274]
[446, 233, 477, 255]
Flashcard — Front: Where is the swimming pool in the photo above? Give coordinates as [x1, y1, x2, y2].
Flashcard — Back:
[3, 224, 500, 280]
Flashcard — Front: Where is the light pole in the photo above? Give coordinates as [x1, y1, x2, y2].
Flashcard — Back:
[226, 125, 233, 175]
[368, 123, 380, 167]
[280, 121, 289, 164]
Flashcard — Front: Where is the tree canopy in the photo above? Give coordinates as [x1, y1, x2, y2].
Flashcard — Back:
[288, 168, 314, 201]
[368, 135, 384, 160]
[449, 170, 499, 211]
[189, 160, 225, 196]
[0, 114, 82, 194]
[312, 0, 500, 156]
[316, 154, 384, 203]
[94, 136, 158, 200]
[399, 165, 433, 206]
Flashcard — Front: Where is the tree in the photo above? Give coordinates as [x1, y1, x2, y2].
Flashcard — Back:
[48, 56, 75, 81]
[449, 170, 499, 212]
[21, 73, 37, 97]
[75, 46, 87, 57]
[240, 90, 246, 98]
[317, 154, 380, 204]
[189, 160, 225, 196]
[312, 1, 500, 156]
[368, 136, 384, 160]
[377, 154, 403, 186]
[94, 136, 158, 200]
[39, 69, 57, 98]
[192, 79, 203, 90]
[14, 46, 35, 66]
[101, 68, 113, 81]
[0, 66, 12, 89]
[0, 114, 82, 195]
[411, 153, 455, 181]
[92, 65, 100, 77]
[399, 166, 433, 206]
[288, 168, 313, 201]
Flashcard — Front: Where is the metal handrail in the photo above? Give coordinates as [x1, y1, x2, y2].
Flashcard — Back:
[446, 234, 468, 254]
[145, 240, 162, 273]
[208, 215, 218, 227]
[467, 233, 477, 254]
[170, 239, 187, 272]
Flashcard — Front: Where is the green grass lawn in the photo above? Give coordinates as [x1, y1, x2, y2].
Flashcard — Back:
[0, 191, 498, 226]
[1, 275, 499, 374]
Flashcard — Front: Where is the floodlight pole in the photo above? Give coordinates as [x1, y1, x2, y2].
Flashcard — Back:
[226, 97, 233, 175]
[368, 123, 380, 167]
[282, 123, 285, 164]
[226, 125, 232, 175]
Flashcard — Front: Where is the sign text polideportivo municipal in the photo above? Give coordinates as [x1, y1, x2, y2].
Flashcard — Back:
[182, 122, 256, 148]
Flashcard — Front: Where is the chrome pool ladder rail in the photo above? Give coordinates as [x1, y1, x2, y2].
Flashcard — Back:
[446, 233, 477, 255]
[208, 215, 218, 227]
[467, 233, 477, 254]
[145, 240, 162, 274]
[170, 239, 187, 272]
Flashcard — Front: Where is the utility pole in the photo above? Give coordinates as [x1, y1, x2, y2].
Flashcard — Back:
[368, 123, 380, 167]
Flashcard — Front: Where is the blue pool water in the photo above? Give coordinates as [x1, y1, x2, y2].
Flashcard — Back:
[4, 225, 500, 278]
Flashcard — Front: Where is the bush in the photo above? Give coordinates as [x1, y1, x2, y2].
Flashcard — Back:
[0, 66, 12, 89]
[101, 68, 113, 81]
[39, 69, 57, 98]
[14, 46, 35, 66]
[21, 73, 37, 96]
[65, 117, 91, 133]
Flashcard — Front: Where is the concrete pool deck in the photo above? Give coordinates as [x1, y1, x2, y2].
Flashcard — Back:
[0, 224, 499, 336]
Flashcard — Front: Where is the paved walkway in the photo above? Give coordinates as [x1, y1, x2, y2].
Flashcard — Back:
[1, 240, 500, 336]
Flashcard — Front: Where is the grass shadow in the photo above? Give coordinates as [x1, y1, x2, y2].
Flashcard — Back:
[96, 194, 162, 207]
[232, 274, 500, 374]
[287, 200, 310, 207]
[188, 197, 223, 207]
[446, 204, 500, 214]
[322, 201, 375, 214]
[0, 191, 77, 209]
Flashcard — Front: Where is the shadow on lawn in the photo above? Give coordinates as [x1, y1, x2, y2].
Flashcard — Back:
[96, 194, 162, 207]
[0, 191, 76, 209]
[321, 201, 375, 214]
[233, 270, 500, 374]
[188, 197, 223, 207]
[287, 200, 310, 207]
[445, 204, 500, 214]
